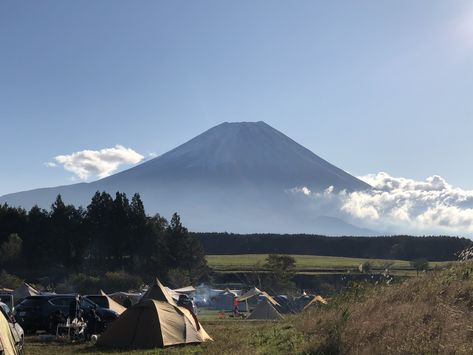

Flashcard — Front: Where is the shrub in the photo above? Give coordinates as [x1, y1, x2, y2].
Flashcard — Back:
[0, 270, 22, 289]
[101, 271, 143, 292]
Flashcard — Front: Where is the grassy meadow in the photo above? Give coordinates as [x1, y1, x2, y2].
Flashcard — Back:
[206, 254, 452, 272]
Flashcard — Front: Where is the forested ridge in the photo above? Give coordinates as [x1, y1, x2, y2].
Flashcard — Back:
[195, 233, 471, 261]
[1, 191, 470, 287]
[0, 192, 207, 285]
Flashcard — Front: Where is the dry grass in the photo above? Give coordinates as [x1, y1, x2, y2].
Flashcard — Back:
[298, 262, 473, 354]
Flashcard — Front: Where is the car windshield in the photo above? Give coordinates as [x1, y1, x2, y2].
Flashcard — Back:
[80, 297, 97, 308]
[0, 303, 10, 314]
[85, 296, 108, 308]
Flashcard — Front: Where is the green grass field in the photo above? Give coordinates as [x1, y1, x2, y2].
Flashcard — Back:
[206, 254, 452, 272]
[25, 315, 303, 355]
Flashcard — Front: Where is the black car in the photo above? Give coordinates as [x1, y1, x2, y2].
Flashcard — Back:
[14, 294, 118, 333]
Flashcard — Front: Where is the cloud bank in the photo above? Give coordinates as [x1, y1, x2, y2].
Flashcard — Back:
[50, 145, 144, 180]
[290, 172, 473, 236]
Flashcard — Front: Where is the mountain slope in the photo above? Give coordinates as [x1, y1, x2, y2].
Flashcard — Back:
[102, 121, 369, 190]
[0, 121, 371, 234]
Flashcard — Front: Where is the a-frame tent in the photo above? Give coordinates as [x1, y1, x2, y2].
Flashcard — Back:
[246, 298, 284, 321]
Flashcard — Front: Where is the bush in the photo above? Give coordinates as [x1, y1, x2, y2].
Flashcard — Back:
[167, 268, 191, 288]
[56, 273, 101, 294]
[101, 271, 143, 292]
[55, 271, 143, 294]
[0, 270, 22, 289]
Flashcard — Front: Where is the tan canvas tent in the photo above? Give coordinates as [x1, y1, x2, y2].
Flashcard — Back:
[246, 298, 283, 321]
[141, 278, 177, 306]
[100, 290, 126, 315]
[97, 299, 212, 349]
[0, 308, 18, 355]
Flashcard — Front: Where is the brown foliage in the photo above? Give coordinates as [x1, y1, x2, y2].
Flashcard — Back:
[298, 263, 473, 354]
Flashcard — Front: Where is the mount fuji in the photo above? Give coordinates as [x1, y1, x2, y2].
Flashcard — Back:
[0, 122, 374, 234]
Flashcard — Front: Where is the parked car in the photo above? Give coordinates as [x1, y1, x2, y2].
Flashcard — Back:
[0, 301, 24, 354]
[14, 294, 118, 334]
[0, 293, 14, 312]
[83, 295, 108, 309]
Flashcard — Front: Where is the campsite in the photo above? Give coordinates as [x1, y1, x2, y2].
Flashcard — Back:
[5, 256, 473, 354]
[2, 1, 473, 353]
[2, 248, 472, 354]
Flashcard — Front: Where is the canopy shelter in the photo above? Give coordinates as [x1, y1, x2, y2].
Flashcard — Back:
[173, 286, 195, 294]
[108, 292, 142, 306]
[141, 278, 177, 306]
[97, 299, 212, 349]
[303, 295, 328, 311]
[212, 289, 237, 311]
[0, 306, 18, 355]
[246, 298, 284, 321]
[100, 290, 126, 315]
[13, 282, 39, 304]
[238, 287, 279, 308]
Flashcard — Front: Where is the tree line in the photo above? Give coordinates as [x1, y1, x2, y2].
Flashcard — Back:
[194, 233, 472, 261]
[0, 192, 207, 286]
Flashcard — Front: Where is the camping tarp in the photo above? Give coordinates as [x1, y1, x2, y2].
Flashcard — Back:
[13, 282, 39, 304]
[173, 286, 195, 294]
[100, 290, 126, 315]
[0, 308, 18, 355]
[141, 278, 177, 306]
[238, 287, 279, 307]
[246, 298, 284, 321]
[303, 295, 328, 311]
[97, 299, 212, 349]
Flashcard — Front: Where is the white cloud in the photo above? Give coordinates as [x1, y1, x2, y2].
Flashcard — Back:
[290, 172, 473, 236]
[53, 145, 144, 180]
[44, 162, 57, 168]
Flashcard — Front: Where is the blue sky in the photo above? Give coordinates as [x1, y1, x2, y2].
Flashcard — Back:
[1, 0, 472, 196]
